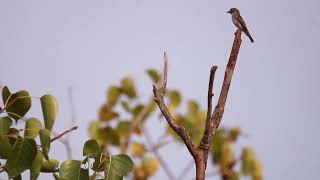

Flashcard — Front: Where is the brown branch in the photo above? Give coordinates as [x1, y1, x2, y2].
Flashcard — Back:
[153, 52, 197, 157]
[199, 66, 217, 150]
[154, 31, 243, 180]
[210, 30, 242, 132]
[51, 126, 78, 142]
[197, 31, 242, 180]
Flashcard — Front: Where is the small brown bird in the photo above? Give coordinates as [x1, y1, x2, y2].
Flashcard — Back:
[227, 8, 254, 43]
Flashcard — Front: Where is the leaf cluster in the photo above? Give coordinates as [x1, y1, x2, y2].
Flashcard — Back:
[0, 86, 134, 180]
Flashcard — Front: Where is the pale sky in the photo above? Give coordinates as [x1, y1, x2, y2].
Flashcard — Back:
[0, 0, 319, 179]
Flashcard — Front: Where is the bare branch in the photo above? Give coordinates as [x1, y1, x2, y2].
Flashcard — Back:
[153, 52, 197, 157]
[150, 139, 173, 151]
[210, 30, 242, 131]
[68, 87, 77, 126]
[199, 66, 218, 150]
[153, 31, 243, 180]
[206, 66, 218, 122]
[51, 126, 78, 143]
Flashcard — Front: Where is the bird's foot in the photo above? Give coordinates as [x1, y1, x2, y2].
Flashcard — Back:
[234, 29, 242, 35]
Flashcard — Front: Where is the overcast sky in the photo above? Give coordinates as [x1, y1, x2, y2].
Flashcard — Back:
[0, 0, 319, 179]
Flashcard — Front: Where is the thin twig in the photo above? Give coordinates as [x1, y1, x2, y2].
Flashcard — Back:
[153, 52, 197, 157]
[60, 86, 78, 159]
[50, 126, 78, 142]
[199, 66, 217, 150]
[141, 125, 175, 180]
[68, 87, 77, 127]
[150, 139, 173, 151]
[121, 97, 155, 153]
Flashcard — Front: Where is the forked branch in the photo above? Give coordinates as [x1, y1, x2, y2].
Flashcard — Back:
[153, 31, 243, 180]
[153, 52, 197, 157]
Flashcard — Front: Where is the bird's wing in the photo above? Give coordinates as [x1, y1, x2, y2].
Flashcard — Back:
[237, 15, 254, 42]
[237, 15, 249, 33]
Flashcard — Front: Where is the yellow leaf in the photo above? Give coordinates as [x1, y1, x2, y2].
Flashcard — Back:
[131, 142, 145, 157]
[142, 156, 160, 176]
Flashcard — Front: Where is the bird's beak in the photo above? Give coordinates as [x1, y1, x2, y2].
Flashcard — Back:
[226, 10, 231, 14]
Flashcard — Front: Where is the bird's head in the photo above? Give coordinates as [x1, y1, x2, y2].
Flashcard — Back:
[227, 8, 239, 14]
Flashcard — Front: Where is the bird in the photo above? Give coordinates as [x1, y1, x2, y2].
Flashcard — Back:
[227, 8, 254, 43]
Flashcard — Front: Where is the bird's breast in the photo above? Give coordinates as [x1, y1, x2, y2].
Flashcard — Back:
[232, 15, 242, 30]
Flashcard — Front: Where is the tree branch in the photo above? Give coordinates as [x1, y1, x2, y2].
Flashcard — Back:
[153, 52, 197, 157]
[154, 31, 243, 180]
[210, 30, 242, 131]
[199, 66, 217, 150]
[51, 126, 78, 142]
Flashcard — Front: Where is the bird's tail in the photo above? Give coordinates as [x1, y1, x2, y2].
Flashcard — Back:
[245, 31, 254, 43]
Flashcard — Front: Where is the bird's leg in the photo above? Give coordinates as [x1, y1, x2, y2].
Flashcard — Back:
[234, 29, 241, 35]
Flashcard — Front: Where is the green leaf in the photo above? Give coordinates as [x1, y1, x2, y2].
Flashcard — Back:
[228, 126, 241, 142]
[168, 90, 181, 111]
[59, 160, 89, 180]
[105, 170, 123, 180]
[146, 69, 161, 83]
[39, 129, 51, 160]
[88, 121, 99, 138]
[0, 135, 11, 158]
[104, 154, 134, 180]
[0, 116, 12, 136]
[41, 94, 58, 131]
[2, 86, 31, 121]
[107, 86, 121, 107]
[13, 175, 22, 180]
[120, 100, 131, 112]
[41, 159, 59, 172]
[53, 173, 61, 180]
[187, 100, 199, 115]
[83, 139, 101, 158]
[211, 129, 225, 164]
[79, 168, 89, 180]
[120, 77, 137, 98]
[99, 104, 119, 121]
[24, 118, 42, 139]
[241, 147, 255, 175]
[7, 137, 37, 178]
[132, 104, 144, 117]
[97, 126, 120, 146]
[30, 150, 44, 180]
[7, 128, 20, 145]
[116, 121, 130, 137]
[229, 171, 240, 180]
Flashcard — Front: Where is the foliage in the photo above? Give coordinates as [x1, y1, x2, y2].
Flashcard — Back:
[0, 86, 133, 179]
[0, 67, 262, 180]
[88, 68, 263, 180]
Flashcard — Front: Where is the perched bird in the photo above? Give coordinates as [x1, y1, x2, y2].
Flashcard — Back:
[227, 8, 254, 43]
